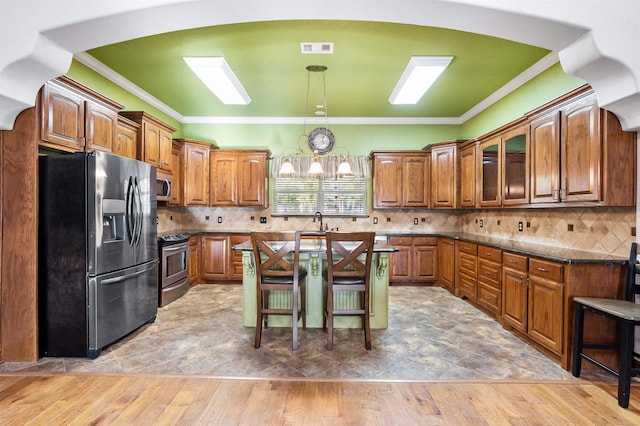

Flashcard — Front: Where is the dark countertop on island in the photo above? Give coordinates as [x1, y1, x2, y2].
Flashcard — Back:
[159, 229, 627, 265]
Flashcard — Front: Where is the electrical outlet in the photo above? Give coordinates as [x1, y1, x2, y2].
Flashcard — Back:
[479, 219, 484, 228]
[568, 224, 574, 232]
[386, 217, 391, 222]
[526, 222, 531, 228]
[260, 217, 267, 224]
[373, 217, 378, 224]
[518, 221, 523, 232]
[413, 218, 418, 225]
[217, 216, 222, 224]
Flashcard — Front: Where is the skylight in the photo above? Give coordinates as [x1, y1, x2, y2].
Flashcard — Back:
[183, 57, 251, 105]
[389, 56, 454, 105]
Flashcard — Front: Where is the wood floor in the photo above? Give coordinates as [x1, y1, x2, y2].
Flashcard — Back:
[1, 372, 639, 425]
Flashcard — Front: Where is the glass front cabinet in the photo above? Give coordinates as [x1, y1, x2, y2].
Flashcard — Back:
[479, 123, 529, 207]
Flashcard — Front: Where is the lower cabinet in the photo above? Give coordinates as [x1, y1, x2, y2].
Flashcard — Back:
[437, 238, 455, 291]
[201, 234, 249, 283]
[188, 235, 200, 285]
[389, 236, 437, 284]
[476, 245, 502, 315]
[502, 252, 564, 356]
[456, 241, 477, 301]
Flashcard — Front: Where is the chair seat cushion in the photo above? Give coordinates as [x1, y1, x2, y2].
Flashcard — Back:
[574, 296, 640, 321]
[262, 268, 307, 284]
[323, 270, 365, 286]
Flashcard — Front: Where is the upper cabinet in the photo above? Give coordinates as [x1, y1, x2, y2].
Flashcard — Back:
[372, 151, 430, 209]
[478, 123, 529, 208]
[119, 111, 176, 173]
[459, 141, 478, 208]
[429, 142, 459, 209]
[529, 89, 636, 206]
[115, 115, 139, 159]
[39, 76, 123, 153]
[210, 150, 270, 207]
[175, 139, 212, 207]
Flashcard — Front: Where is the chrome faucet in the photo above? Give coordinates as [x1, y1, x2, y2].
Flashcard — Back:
[313, 211, 323, 232]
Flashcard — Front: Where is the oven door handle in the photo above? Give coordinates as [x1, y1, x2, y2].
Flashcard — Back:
[162, 243, 189, 254]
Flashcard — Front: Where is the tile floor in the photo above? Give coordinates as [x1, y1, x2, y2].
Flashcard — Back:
[0, 285, 602, 381]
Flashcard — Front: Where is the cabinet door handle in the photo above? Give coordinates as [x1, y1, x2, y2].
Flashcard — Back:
[484, 295, 491, 300]
[509, 259, 517, 264]
[485, 271, 492, 276]
[537, 267, 549, 272]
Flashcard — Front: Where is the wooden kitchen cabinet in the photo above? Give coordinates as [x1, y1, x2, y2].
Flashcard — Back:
[229, 234, 250, 281]
[169, 141, 182, 206]
[115, 115, 138, 159]
[201, 235, 229, 281]
[174, 139, 212, 206]
[437, 237, 455, 292]
[502, 252, 564, 356]
[428, 141, 461, 209]
[371, 151, 430, 208]
[210, 150, 269, 207]
[201, 234, 250, 283]
[188, 235, 200, 285]
[478, 122, 529, 208]
[456, 241, 477, 301]
[476, 245, 502, 316]
[459, 141, 478, 208]
[529, 87, 636, 206]
[119, 111, 176, 173]
[389, 236, 437, 284]
[39, 76, 122, 153]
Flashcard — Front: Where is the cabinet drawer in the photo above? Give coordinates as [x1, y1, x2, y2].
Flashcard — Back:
[477, 260, 501, 287]
[503, 252, 527, 272]
[478, 245, 502, 262]
[459, 272, 477, 300]
[414, 237, 437, 246]
[458, 252, 477, 276]
[529, 258, 564, 282]
[389, 236, 412, 246]
[458, 241, 477, 255]
[477, 282, 501, 315]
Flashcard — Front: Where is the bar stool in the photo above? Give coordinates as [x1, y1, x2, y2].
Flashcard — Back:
[323, 231, 375, 350]
[572, 242, 640, 408]
[251, 231, 306, 350]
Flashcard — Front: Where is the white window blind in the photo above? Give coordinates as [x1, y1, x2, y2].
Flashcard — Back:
[274, 177, 367, 216]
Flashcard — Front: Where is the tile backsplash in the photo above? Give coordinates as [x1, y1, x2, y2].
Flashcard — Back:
[158, 206, 636, 257]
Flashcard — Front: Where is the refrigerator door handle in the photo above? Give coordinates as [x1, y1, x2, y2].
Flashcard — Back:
[99, 261, 158, 285]
[125, 176, 135, 245]
[133, 177, 143, 247]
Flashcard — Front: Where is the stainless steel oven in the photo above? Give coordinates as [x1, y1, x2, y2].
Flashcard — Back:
[158, 233, 191, 307]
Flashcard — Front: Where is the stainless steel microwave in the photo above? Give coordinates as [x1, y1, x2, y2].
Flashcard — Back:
[156, 170, 172, 202]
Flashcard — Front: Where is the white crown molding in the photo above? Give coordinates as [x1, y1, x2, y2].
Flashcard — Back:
[74, 52, 185, 122]
[458, 51, 560, 123]
[76, 50, 557, 127]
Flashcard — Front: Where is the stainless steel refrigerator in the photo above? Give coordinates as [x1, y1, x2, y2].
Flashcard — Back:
[39, 151, 159, 358]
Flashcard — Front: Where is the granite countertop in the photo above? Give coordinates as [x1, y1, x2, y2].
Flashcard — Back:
[409, 232, 627, 265]
[158, 229, 627, 264]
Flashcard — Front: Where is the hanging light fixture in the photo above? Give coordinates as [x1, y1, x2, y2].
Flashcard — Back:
[279, 158, 296, 175]
[308, 151, 324, 175]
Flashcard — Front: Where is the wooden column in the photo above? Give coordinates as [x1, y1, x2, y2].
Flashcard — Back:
[0, 107, 39, 361]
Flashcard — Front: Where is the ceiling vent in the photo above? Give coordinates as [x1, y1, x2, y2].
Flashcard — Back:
[301, 42, 334, 54]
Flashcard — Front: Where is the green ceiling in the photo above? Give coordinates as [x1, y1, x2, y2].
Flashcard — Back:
[87, 20, 550, 119]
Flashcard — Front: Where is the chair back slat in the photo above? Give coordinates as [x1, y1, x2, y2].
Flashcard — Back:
[251, 231, 301, 282]
[626, 242, 640, 301]
[326, 232, 375, 281]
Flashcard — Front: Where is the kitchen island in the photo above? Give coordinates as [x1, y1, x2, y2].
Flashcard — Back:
[233, 237, 397, 329]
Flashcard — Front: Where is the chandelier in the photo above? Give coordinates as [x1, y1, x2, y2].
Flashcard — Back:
[278, 65, 352, 177]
